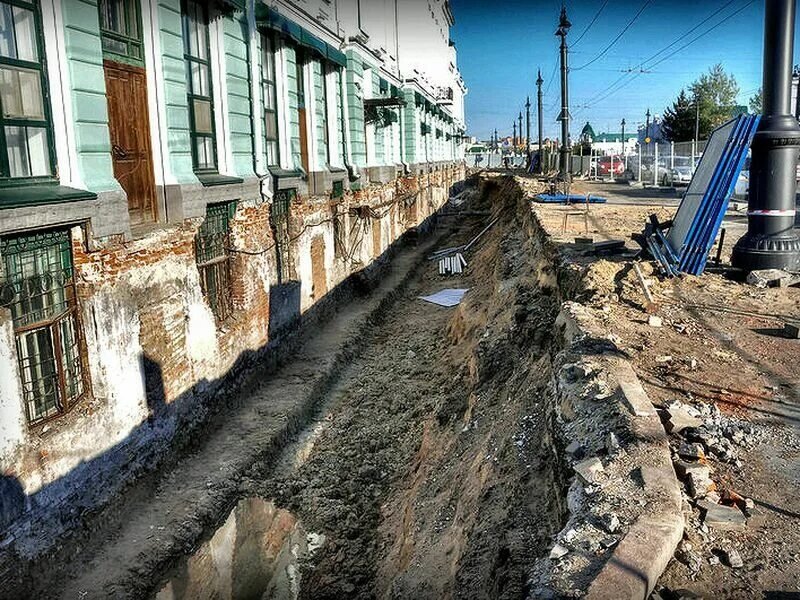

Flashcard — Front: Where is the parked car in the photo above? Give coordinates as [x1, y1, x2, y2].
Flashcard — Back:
[658, 156, 695, 187]
[623, 155, 655, 181]
[596, 155, 625, 177]
[734, 156, 751, 199]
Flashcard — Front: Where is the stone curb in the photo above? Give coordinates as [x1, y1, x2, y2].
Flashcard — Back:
[543, 226, 684, 599]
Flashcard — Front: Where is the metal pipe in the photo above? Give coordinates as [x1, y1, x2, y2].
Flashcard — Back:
[732, 0, 800, 271]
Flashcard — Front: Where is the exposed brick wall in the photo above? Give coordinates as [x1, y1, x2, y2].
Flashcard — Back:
[0, 163, 465, 562]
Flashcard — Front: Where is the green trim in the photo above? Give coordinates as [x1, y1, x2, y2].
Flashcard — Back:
[0, 185, 97, 209]
[195, 173, 244, 187]
[98, 0, 145, 67]
[256, 5, 345, 67]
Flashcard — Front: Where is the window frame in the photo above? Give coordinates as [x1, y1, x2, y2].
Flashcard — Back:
[261, 31, 280, 168]
[181, 0, 218, 174]
[0, 228, 89, 426]
[98, 0, 145, 66]
[195, 201, 235, 322]
[0, 0, 58, 187]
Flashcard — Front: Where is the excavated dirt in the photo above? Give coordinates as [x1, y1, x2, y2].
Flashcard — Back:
[241, 177, 568, 599]
[21, 178, 576, 600]
[528, 177, 800, 599]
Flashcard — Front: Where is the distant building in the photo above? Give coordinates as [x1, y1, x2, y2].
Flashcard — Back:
[592, 133, 639, 156]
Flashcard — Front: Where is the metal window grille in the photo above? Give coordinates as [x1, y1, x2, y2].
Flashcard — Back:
[0, 229, 87, 425]
[271, 189, 294, 283]
[195, 202, 234, 321]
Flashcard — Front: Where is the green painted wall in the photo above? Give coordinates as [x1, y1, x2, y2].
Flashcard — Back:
[61, 0, 119, 192]
[312, 59, 327, 168]
[284, 44, 302, 171]
[157, 0, 196, 184]
[402, 89, 417, 163]
[223, 12, 255, 178]
[345, 51, 366, 169]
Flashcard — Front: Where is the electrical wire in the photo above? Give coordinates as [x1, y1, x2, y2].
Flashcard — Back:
[570, 0, 610, 48]
[572, 0, 653, 71]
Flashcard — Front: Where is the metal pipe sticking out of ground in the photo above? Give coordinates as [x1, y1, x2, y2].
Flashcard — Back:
[556, 7, 571, 181]
[732, 0, 800, 272]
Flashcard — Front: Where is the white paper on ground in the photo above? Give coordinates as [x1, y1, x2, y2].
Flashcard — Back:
[418, 288, 469, 307]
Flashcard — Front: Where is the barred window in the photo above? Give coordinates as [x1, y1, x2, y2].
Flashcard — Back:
[261, 32, 279, 167]
[182, 0, 217, 172]
[271, 189, 294, 284]
[195, 201, 234, 321]
[0, 0, 56, 183]
[0, 229, 87, 425]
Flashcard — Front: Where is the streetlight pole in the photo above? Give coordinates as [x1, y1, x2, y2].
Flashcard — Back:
[621, 118, 626, 156]
[512, 121, 517, 153]
[518, 111, 524, 153]
[525, 96, 531, 158]
[556, 7, 572, 181]
[645, 108, 651, 157]
[732, 0, 800, 271]
[537, 69, 544, 174]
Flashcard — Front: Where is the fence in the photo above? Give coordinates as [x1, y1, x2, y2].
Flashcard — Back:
[466, 147, 559, 173]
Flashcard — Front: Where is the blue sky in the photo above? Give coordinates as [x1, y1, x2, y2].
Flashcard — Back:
[451, 0, 788, 141]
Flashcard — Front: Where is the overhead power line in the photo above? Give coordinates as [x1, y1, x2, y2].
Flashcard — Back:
[572, 0, 654, 71]
[571, 0, 611, 47]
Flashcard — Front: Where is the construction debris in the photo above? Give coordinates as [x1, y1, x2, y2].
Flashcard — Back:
[697, 500, 747, 531]
[663, 404, 703, 434]
[573, 456, 604, 484]
[438, 253, 467, 276]
[746, 268, 800, 288]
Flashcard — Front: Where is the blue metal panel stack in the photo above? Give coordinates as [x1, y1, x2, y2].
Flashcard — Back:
[644, 114, 760, 276]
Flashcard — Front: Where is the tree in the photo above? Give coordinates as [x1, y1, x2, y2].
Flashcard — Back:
[748, 88, 762, 114]
[662, 89, 696, 141]
[689, 63, 740, 136]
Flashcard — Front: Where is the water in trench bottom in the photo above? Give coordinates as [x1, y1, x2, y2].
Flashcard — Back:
[153, 497, 324, 600]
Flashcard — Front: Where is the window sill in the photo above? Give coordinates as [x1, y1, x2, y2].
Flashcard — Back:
[196, 173, 244, 187]
[0, 185, 97, 210]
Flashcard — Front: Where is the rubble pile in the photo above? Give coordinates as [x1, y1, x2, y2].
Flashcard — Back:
[657, 399, 768, 580]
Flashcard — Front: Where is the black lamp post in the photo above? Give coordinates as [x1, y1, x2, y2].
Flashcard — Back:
[537, 69, 544, 174]
[645, 108, 651, 156]
[556, 7, 571, 180]
[621, 118, 626, 156]
[732, 0, 800, 271]
[525, 96, 531, 156]
[513, 121, 517, 151]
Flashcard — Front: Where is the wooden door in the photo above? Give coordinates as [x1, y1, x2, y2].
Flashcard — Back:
[104, 61, 157, 225]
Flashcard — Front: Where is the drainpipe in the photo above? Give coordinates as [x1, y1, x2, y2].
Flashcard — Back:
[732, 0, 800, 271]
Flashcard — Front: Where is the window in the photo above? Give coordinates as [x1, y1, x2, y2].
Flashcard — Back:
[0, 229, 87, 425]
[195, 202, 235, 321]
[261, 32, 279, 167]
[182, 0, 216, 172]
[98, 0, 143, 64]
[0, 0, 55, 183]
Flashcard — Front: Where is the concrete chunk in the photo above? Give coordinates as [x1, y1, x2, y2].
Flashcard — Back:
[574, 456, 604, 484]
[665, 406, 703, 434]
[697, 500, 747, 531]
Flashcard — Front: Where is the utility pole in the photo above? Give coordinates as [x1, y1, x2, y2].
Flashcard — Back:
[694, 93, 700, 145]
[518, 112, 524, 153]
[556, 7, 572, 181]
[645, 108, 651, 157]
[732, 0, 800, 271]
[536, 69, 544, 174]
[621, 118, 626, 156]
[494, 128, 498, 152]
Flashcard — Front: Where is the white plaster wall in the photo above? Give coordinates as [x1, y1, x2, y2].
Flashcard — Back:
[0, 318, 26, 464]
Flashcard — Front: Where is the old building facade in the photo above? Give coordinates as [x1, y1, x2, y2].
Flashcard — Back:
[0, 0, 465, 559]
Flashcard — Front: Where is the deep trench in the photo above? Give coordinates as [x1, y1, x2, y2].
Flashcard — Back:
[27, 176, 572, 600]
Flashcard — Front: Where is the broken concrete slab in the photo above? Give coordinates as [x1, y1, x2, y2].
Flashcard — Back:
[746, 269, 800, 288]
[697, 500, 747, 531]
[664, 405, 703, 434]
[677, 442, 705, 461]
[549, 543, 569, 560]
[719, 545, 744, 568]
